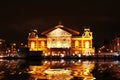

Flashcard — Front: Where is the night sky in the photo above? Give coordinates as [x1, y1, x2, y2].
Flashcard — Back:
[0, 0, 120, 48]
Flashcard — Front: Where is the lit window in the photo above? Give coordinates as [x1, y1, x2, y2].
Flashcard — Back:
[85, 41, 89, 48]
[31, 42, 35, 49]
[41, 41, 45, 47]
[75, 41, 79, 48]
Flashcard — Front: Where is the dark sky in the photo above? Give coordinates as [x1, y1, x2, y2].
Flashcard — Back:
[0, 0, 120, 48]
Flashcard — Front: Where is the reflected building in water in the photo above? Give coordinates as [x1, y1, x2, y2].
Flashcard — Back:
[28, 23, 95, 57]
[1, 59, 120, 80]
[28, 60, 95, 80]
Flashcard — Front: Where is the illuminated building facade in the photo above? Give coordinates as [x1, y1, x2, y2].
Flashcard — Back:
[28, 24, 95, 56]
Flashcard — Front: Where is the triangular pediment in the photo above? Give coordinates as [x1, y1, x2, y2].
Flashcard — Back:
[46, 28, 72, 36]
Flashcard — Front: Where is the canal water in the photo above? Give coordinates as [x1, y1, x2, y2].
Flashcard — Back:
[0, 59, 120, 80]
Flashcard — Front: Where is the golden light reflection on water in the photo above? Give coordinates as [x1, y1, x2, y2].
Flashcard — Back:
[70, 61, 95, 80]
[0, 59, 120, 80]
[28, 60, 96, 80]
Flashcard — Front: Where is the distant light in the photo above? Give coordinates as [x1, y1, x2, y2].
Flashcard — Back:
[78, 59, 81, 63]
[21, 43, 24, 45]
[78, 54, 81, 57]
[60, 59, 64, 63]
[110, 50, 113, 53]
[98, 50, 101, 53]
[73, 53, 75, 56]
[44, 53, 48, 56]
[61, 54, 64, 57]
[0, 42, 2, 44]
[17, 49, 20, 52]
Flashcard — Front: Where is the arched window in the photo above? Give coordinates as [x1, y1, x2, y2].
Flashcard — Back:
[75, 40, 79, 48]
[85, 41, 89, 48]
[31, 41, 35, 49]
[41, 41, 45, 48]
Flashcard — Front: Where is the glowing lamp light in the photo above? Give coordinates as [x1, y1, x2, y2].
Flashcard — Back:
[98, 50, 101, 53]
[110, 50, 113, 53]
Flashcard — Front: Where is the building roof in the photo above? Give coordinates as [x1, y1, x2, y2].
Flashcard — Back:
[41, 24, 80, 35]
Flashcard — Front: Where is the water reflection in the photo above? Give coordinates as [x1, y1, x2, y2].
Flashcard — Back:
[0, 59, 120, 80]
[28, 60, 95, 80]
